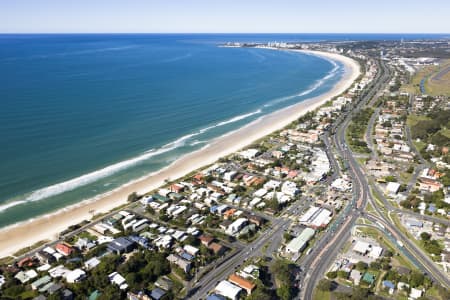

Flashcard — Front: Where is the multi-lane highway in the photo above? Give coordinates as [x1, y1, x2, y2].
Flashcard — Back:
[300, 56, 449, 300]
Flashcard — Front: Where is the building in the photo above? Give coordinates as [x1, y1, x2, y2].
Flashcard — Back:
[350, 270, 362, 285]
[228, 274, 256, 295]
[55, 243, 74, 256]
[208, 242, 226, 255]
[226, 218, 248, 235]
[353, 241, 371, 255]
[109, 272, 128, 290]
[285, 228, 316, 254]
[199, 234, 214, 247]
[299, 207, 332, 228]
[107, 237, 135, 255]
[167, 254, 191, 273]
[36, 251, 56, 265]
[31, 276, 52, 290]
[214, 280, 242, 300]
[65, 269, 86, 283]
[150, 288, 166, 300]
[386, 182, 401, 195]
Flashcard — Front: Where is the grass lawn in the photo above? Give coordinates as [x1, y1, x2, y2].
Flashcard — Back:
[406, 114, 429, 128]
[441, 128, 450, 139]
[427, 59, 450, 96]
[13, 240, 50, 257]
[313, 288, 332, 300]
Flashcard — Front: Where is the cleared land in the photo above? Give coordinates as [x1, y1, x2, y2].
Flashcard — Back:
[404, 59, 450, 96]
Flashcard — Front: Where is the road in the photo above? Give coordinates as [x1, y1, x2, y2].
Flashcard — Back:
[187, 215, 291, 299]
[299, 55, 449, 299]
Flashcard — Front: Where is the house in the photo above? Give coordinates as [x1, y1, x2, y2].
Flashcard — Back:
[228, 274, 256, 295]
[65, 269, 86, 283]
[183, 245, 199, 256]
[418, 177, 443, 192]
[109, 272, 128, 290]
[362, 272, 375, 285]
[167, 254, 191, 273]
[36, 251, 56, 265]
[410, 288, 424, 299]
[170, 183, 185, 193]
[247, 215, 265, 227]
[208, 242, 226, 255]
[226, 218, 248, 235]
[199, 234, 214, 247]
[31, 275, 52, 290]
[214, 280, 242, 300]
[155, 276, 173, 291]
[84, 257, 101, 270]
[150, 288, 166, 300]
[15, 270, 38, 283]
[382, 280, 395, 294]
[127, 292, 151, 300]
[18, 257, 34, 268]
[350, 270, 362, 285]
[107, 237, 135, 255]
[55, 243, 74, 256]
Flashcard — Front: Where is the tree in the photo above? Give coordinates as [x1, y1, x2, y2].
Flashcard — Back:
[146, 206, 155, 214]
[127, 192, 139, 202]
[276, 285, 293, 300]
[326, 271, 337, 279]
[410, 271, 425, 287]
[337, 270, 348, 278]
[352, 286, 369, 300]
[420, 232, 431, 241]
[247, 285, 273, 300]
[369, 261, 381, 270]
[355, 261, 368, 271]
[317, 279, 333, 291]
[283, 232, 294, 242]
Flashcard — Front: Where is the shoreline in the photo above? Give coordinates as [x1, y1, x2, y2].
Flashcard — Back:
[0, 49, 360, 258]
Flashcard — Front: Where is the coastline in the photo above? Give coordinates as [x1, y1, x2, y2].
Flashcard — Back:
[0, 50, 360, 258]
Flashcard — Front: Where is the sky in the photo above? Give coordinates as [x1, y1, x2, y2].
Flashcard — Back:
[0, 0, 449, 34]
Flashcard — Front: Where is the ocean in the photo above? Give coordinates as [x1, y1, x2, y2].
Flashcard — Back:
[0, 33, 442, 228]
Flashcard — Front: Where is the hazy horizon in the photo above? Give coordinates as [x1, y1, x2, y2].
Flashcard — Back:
[1, 0, 449, 34]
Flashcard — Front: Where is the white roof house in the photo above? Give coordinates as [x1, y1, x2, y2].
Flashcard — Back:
[281, 181, 299, 197]
[239, 149, 259, 160]
[253, 188, 268, 198]
[410, 288, 424, 299]
[226, 218, 248, 235]
[65, 269, 86, 283]
[109, 272, 128, 290]
[215, 280, 242, 300]
[183, 245, 199, 256]
[386, 182, 401, 195]
[84, 257, 101, 270]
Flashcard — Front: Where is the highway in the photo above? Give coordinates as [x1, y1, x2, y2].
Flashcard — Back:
[300, 55, 449, 300]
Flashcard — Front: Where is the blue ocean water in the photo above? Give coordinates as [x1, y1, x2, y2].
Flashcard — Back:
[0, 33, 440, 228]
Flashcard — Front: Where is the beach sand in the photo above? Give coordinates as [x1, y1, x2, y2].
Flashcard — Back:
[0, 50, 360, 258]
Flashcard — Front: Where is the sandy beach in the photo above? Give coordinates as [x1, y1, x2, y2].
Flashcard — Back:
[0, 50, 360, 258]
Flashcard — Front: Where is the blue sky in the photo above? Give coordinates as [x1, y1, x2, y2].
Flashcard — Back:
[1, 0, 449, 33]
